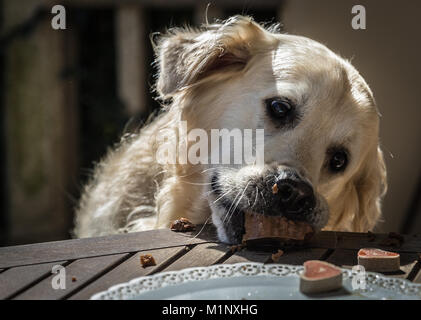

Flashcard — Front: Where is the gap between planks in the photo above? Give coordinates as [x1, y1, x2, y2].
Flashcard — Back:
[4, 260, 71, 300]
[67, 245, 197, 300]
[0, 226, 218, 269]
[12, 254, 131, 300]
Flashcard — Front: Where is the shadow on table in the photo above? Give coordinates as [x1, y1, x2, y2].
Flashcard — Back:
[303, 287, 353, 299]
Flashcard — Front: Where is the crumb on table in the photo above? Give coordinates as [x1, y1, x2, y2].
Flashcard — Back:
[271, 249, 284, 262]
[140, 254, 156, 268]
[170, 217, 196, 232]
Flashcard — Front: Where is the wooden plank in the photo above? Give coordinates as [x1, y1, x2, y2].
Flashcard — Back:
[391, 253, 419, 280]
[0, 225, 217, 268]
[162, 243, 231, 272]
[0, 261, 67, 300]
[411, 255, 421, 283]
[68, 246, 187, 300]
[306, 231, 338, 249]
[326, 249, 358, 269]
[336, 232, 421, 253]
[269, 248, 329, 265]
[13, 254, 128, 300]
[326, 249, 420, 280]
[306, 231, 421, 253]
[223, 249, 271, 264]
[413, 264, 421, 284]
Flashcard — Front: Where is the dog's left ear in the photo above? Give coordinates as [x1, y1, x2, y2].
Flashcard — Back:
[352, 146, 387, 231]
[155, 16, 276, 98]
[327, 145, 387, 232]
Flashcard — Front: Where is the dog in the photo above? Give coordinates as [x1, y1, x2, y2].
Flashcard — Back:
[74, 16, 387, 244]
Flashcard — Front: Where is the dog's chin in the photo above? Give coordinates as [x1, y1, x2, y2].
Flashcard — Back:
[209, 199, 329, 245]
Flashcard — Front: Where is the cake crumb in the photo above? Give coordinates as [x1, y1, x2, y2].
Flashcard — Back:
[140, 254, 156, 268]
[271, 249, 284, 262]
[170, 217, 196, 232]
[272, 184, 278, 194]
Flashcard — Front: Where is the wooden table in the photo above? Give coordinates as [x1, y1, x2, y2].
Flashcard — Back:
[0, 225, 420, 300]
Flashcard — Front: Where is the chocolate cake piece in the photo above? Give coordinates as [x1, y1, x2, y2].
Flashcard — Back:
[242, 211, 314, 247]
[170, 217, 196, 232]
[140, 254, 156, 268]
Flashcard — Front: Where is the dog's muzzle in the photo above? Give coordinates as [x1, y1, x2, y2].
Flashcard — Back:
[274, 169, 316, 220]
[209, 165, 328, 244]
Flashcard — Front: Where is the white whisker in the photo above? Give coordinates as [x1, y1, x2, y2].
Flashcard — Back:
[212, 188, 234, 204]
[226, 180, 251, 225]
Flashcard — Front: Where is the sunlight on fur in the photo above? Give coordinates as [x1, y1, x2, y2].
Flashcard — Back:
[74, 16, 387, 243]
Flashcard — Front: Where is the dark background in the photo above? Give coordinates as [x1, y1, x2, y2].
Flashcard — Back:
[0, 0, 420, 245]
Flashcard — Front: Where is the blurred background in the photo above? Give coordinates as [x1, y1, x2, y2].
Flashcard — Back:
[0, 0, 420, 245]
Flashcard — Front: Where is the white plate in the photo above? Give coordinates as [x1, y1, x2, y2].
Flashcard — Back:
[91, 263, 421, 300]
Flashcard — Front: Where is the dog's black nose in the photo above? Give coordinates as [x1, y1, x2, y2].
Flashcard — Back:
[274, 174, 316, 217]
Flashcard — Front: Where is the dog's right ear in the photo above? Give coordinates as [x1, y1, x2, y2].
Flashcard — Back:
[154, 16, 277, 99]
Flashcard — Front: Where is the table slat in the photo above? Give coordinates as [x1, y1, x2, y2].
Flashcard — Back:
[13, 253, 129, 300]
[162, 243, 231, 272]
[223, 249, 271, 264]
[413, 265, 421, 284]
[269, 248, 329, 265]
[318, 232, 421, 253]
[0, 261, 67, 300]
[0, 227, 217, 269]
[68, 246, 187, 300]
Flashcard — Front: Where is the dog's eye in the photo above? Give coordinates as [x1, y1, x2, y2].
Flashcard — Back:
[266, 98, 293, 120]
[329, 150, 348, 173]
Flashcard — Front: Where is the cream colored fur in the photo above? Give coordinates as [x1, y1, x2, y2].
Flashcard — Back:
[74, 16, 387, 239]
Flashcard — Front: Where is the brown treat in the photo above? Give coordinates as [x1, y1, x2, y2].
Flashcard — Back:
[243, 212, 314, 244]
[358, 248, 400, 272]
[300, 261, 343, 294]
[271, 249, 284, 262]
[140, 254, 156, 268]
[71, 277, 77, 282]
[170, 217, 196, 232]
[272, 184, 278, 194]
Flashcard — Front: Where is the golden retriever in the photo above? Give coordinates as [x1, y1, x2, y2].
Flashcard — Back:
[74, 16, 387, 244]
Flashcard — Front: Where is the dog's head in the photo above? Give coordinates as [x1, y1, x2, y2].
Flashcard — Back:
[155, 16, 387, 244]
